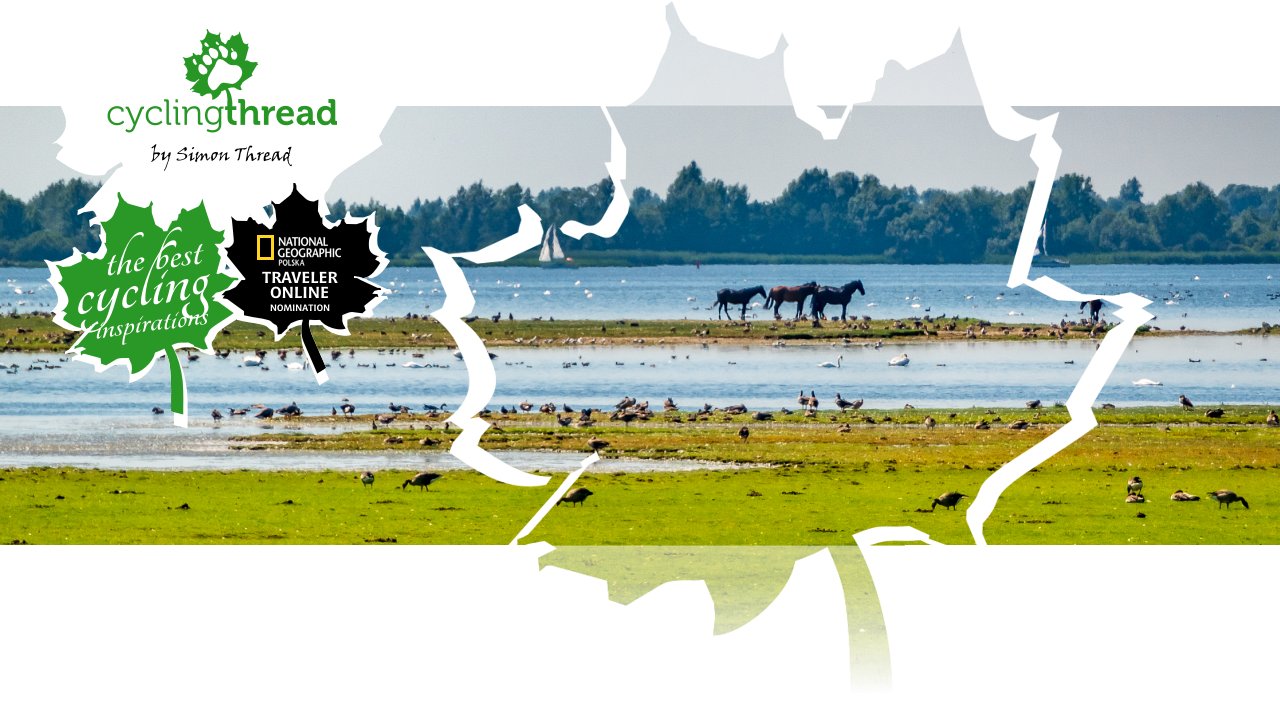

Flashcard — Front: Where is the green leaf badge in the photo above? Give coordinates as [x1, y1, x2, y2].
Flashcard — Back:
[183, 31, 257, 101]
[47, 196, 237, 427]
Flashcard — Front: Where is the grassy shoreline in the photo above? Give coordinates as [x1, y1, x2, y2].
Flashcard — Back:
[2, 312, 1257, 354]
[4, 406, 1279, 545]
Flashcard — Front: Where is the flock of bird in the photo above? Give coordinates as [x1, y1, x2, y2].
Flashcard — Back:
[149, 387, 1279, 518]
[1124, 475, 1249, 510]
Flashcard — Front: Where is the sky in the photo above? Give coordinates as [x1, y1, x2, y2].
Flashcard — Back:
[5, 11, 1280, 209]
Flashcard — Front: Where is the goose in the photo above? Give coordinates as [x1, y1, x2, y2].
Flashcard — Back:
[586, 437, 609, 453]
[888, 353, 910, 366]
[973, 420, 990, 430]
[401, 472, 442, 491]
[818, 355, 843, 368]
[1125, 492, 1146, 503]
[1268, 410, 1279, 427]
[1007, 420, 1029, 430]
[1204, 408, 1225, 419]
[254, 407, 274, 420]
[931, 492, 968, 511]
[211, 408, 223, 422]
[558, 487, 594, 507]
[151, 406, 164, 415]
[340, 403, 356, 416]
[228, 407, 248, 416]
[923, 415, 936, 430]
[834, 393, 855, 411]
[663, 398, 678, 411]
[357, 470, 375, 488]
[1208, 490, 1249, 509]
[1127, 476, 1144, 496]
[738, 426, 750, 442]
[1179, 394, 1194, 410]
[1025, 399, 1042, 409]
[1170, 489, 1200, 502]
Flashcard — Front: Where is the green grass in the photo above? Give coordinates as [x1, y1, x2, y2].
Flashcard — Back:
[0, 468, 553, 545]
[5, 407, 1279, 545]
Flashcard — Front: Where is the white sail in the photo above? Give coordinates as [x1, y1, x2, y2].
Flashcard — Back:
[550, 225, 565, 260]
[538, 225, 552, 262]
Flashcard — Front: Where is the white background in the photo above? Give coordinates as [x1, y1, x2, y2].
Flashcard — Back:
[2, 2, 1279, 702]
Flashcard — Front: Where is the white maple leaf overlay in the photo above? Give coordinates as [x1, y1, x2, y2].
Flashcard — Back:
[425, 104, 1152, 548]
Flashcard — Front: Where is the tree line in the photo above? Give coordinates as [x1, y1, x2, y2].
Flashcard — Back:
[4, 164, 1280, 265]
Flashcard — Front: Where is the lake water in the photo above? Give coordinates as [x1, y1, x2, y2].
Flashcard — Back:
[6, 262, 1280, 331]
[4, 335, 1278, 418]
[5, 262, 1280, 472]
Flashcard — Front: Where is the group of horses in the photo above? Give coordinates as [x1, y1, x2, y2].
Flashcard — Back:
[714, 280, 866, 321]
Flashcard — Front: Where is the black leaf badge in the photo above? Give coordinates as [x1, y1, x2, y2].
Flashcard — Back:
[223, 185, 386, 382]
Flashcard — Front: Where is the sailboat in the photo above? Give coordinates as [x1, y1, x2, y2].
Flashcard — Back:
[538, 224, 572, 267]
[1034, 220, 1070, 268]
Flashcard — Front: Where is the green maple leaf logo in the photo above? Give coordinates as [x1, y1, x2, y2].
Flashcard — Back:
[48, 196, 238, 426]
[183, 31, 257, 100]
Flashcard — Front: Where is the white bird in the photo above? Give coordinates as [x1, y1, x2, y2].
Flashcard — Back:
[888, 353, 910, 367]
[818, 355, 843, 369]
[1132, 378, 1163, 386]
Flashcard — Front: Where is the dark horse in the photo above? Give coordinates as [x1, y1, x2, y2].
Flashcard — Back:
[1080, 299, 1103, 324]
[810, 280, 867, 321]
[715, 285, 766, 320]
[766, 282, 819, 319]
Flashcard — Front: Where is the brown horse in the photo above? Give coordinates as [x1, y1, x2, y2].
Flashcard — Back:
[766, 281, 819, 319]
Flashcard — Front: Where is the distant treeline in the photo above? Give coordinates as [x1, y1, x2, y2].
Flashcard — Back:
[4, 163, 1280, 265]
